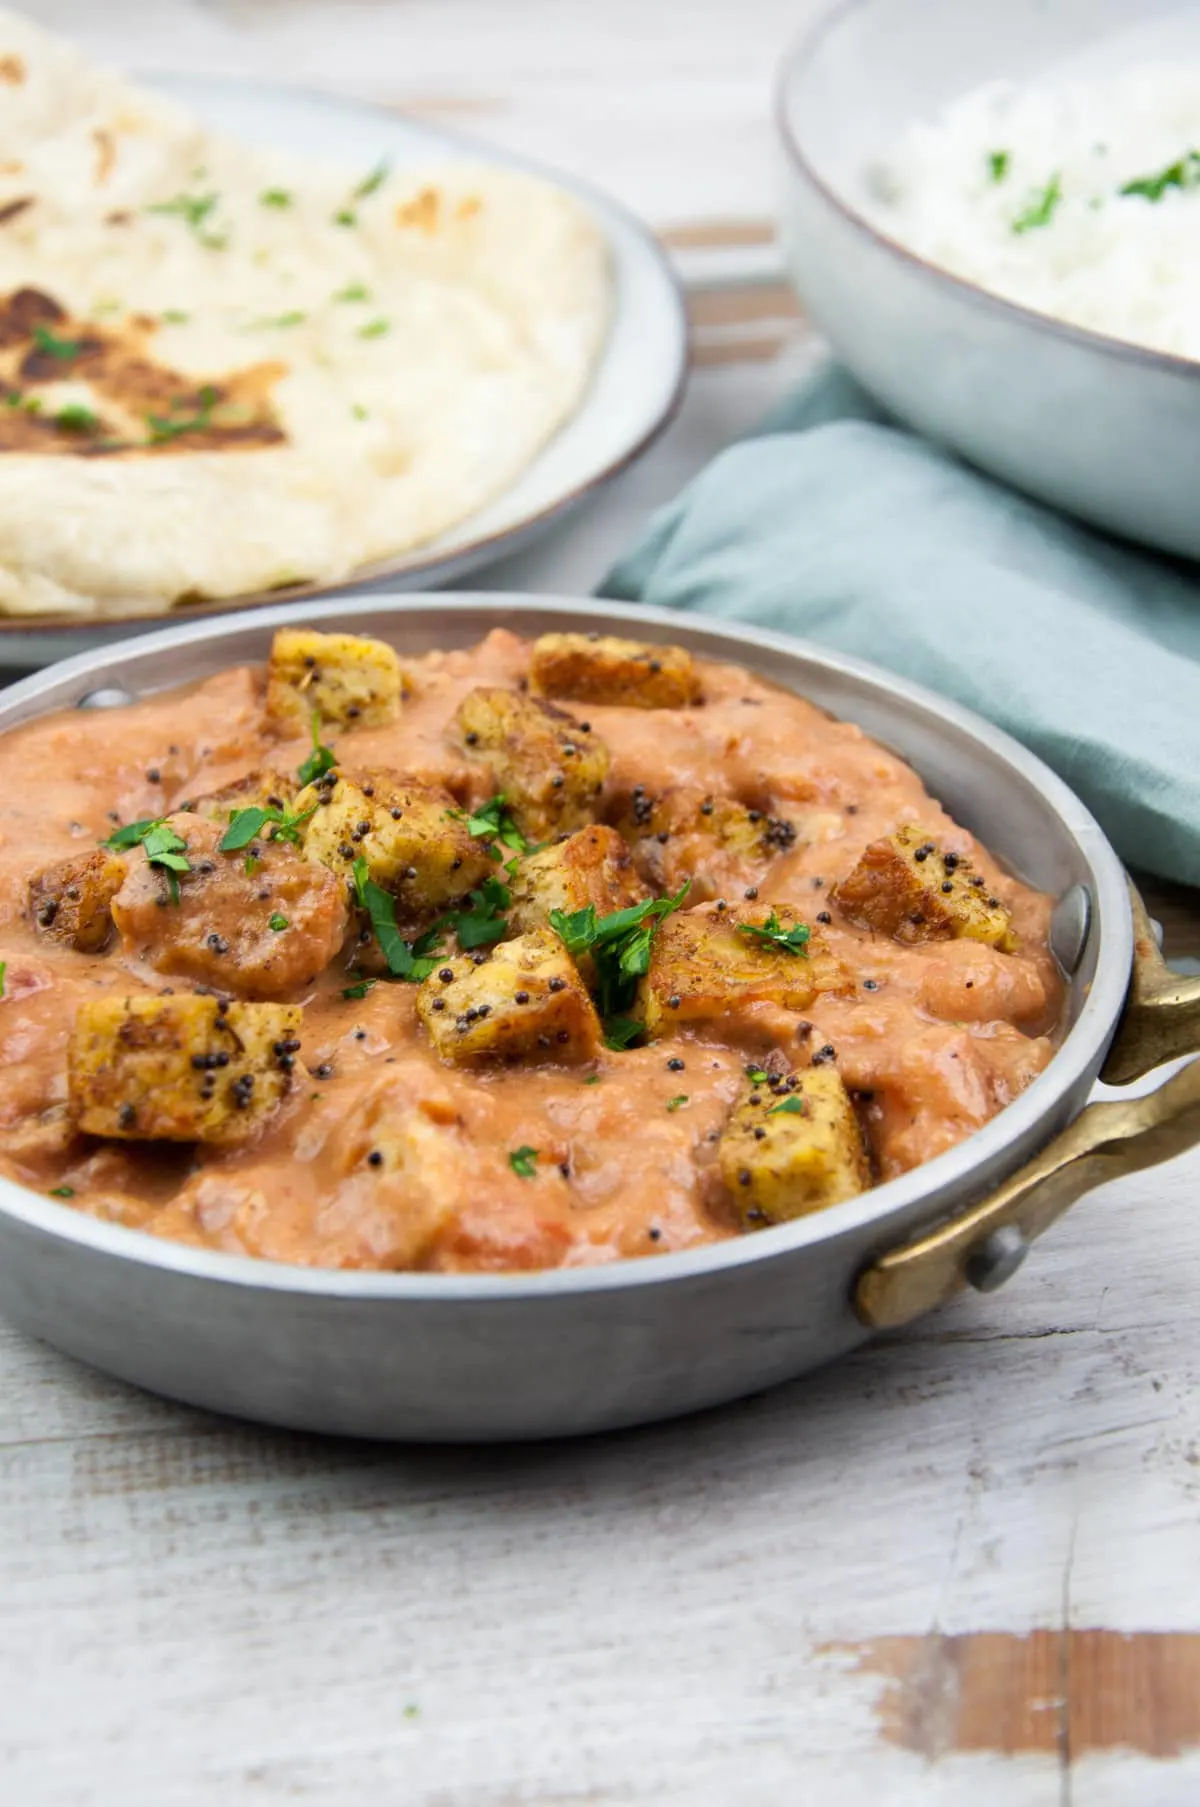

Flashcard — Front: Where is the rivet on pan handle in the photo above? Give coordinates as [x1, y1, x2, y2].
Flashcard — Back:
[855, 881, 1200, 1333]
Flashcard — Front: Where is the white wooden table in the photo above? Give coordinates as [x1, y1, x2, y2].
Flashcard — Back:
[4, 6, 1199, 1802]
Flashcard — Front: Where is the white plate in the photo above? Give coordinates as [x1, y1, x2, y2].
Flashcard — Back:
[0, 74, 688, 668]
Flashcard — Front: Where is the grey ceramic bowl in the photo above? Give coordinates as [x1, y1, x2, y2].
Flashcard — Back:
[777, 0, 1200, 558]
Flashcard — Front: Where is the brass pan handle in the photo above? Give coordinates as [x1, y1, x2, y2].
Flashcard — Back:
[856, 882, 1200, 1332]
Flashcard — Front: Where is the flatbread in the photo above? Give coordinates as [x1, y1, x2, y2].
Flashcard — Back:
[0, 9, 611, 617]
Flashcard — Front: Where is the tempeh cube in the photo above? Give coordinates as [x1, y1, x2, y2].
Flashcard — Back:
[265, 628, 403, 734]
[68, 994, 303, 1145]
[29, 849, 126, 953]
[296, 770, 493, 917]
[417, 928, 600, 1065]
[636, 904, 850, 1038]
[188, 768, 298, 824]
[719, 1065, 871, 1226]
[832, 826, 1016, 950]
[450, 687, 609, 841]
[506, 825, 648, 938]
[529, 632, 701, 709]
[614, 782, 797, 895]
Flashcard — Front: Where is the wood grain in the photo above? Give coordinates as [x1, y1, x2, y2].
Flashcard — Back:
[840, 1631, 1200, 1760]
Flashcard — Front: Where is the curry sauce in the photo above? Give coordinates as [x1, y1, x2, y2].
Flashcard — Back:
[0, 628, 1065, 1271]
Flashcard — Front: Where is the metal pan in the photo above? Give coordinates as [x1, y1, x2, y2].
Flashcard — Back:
[0, 595, 1197, 1441]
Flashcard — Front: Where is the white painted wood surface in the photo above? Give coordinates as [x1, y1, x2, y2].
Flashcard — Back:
[2, 5, 1198, 1802]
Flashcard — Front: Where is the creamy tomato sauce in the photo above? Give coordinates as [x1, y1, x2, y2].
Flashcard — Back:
[0, 629, 1064, 1270]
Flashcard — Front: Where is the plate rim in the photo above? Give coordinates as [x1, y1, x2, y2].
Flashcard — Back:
[0, 72, 690, 639]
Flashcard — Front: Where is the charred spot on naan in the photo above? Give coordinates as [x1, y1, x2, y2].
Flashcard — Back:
[0, 288, 287, 456]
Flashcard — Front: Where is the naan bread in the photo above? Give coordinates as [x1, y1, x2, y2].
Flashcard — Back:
[0, 9, 611, 617]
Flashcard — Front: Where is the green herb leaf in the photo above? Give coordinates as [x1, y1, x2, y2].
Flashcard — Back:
[666, 1094, 689, 1112]
[352, 857, 441, 980]
[49, 1185, 75, 1198]
[769, 1095, 808, 1116]
[342, 977, 377, 1001]
[550, 880, 690, 1042]
[145, 384, 221, 444]
[105, 817, 191, 900]
[259, 188, 292, 209]
[582, 1073, 600, 1085]
[103, 817, 160, 849]
[251, 310, 306, 330]
[55, 404, 99, 437]
[736, 911, 811, 957]
[335, 282, 371, 303]
[746, 1066, 769, 1085]
[353, 160, 390, 200]
[357, 318, 390, 340]
[454, 874, 511, 949]
[297, 709, 337, 786]
[351, 402, 369, 421]
[1011, 172, 1063, 234]
[146, 190, 226, 248]
[1120, 150, 1200, 203]
[161, 308, 189, 324]
[244, 854, 259, 876]
[269, 912, 290, 932]
[458, 792, 528, 858]
[508, 1145, 538, 1179]
[987, 149, 1010, 183]
[32, 323, 83, 361]
[333, 207, 357, 228]
[219, 801, 317, 852]
[0, 959, 6, 997]
[602, 1015, 642, 1051]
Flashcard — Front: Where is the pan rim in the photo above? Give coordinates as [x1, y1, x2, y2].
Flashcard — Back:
[0, 591, 1132, 1300]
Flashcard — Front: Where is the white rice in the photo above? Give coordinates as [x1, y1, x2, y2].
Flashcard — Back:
[865, 67, 1200, 361]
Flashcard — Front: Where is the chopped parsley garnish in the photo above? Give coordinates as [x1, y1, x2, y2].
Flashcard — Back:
[146, 385, 220, 445]
[352, 857, 444, 980]
[453, 792, 528, 859]
[666, 1094, 689, 1112]
[49, 1185, 75, 1198]
[454, 874, 511, 949]
[987, 149, 1010, 184]
[53, 405, 98, 435]
[333, 208, 357, 228]
[251, 310, 306, 330]
[737, 912, 811, 957]
[218, 801, 317, 852]
[32, 323, 83, 361]
[746, 1065, 769, 1085]
[508, 1145, 538, 1179]
[357, 318, 390, 340]
[551, 882, 690, 1044]
[342, 977, 377, 1001]
[1120, 150, 1200, 203]
[0, 960, 5, 997]
[351, 403, 369, 421]
[161, 308, 189, 324]
[1011, 172, 1063, 234]
[769, 1095, 808, 1116]
[335, 282, 371, 303]
[297, 710, 337, 786]
[583, 1073, 600, 1085]
[145, 191, 227, 249]
[353, 160, 390, 200]
[259, 188, 293, 209]
[105, 817, 191, 902]
[268, 912, 290, 932]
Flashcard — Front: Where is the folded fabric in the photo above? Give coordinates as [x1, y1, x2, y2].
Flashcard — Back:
[600, 363, 1200, 887]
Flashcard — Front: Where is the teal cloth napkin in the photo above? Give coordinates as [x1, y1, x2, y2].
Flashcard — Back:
[600, 364, 1200, 887]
